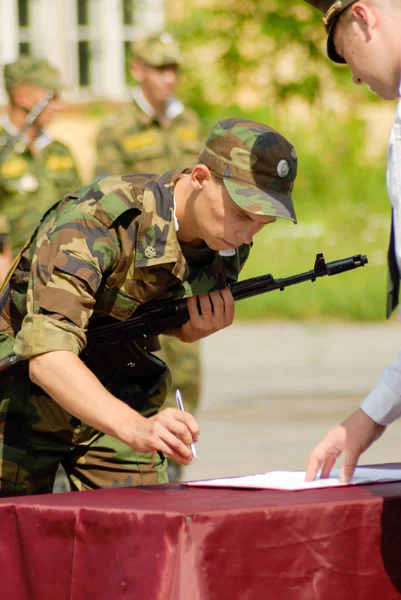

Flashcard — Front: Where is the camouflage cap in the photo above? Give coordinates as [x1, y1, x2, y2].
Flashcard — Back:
[198, 118, 297, 223]
[3, 56, 64, 91]
[132, 32, 182, 67]
[304, 1, 358, 63]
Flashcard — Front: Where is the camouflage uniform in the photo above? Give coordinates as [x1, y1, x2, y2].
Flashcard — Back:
[0, 123, 82, 255]
[94, 32, 203, 479]
[0, 117, 297, 496]
[0, 57, 81, 256]
[94, 92, 201, 179]
[94, 33, 202, 179]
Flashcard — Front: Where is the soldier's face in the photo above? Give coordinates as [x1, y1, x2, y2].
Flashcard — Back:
[334, 5, 401, 100]
[15, 85, 64, 125]
[132, 60, 180, 104]
[194, 174, 276, 252]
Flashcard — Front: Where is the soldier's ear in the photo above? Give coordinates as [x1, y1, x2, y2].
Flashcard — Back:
[190, 164, 212, 190]
[352, 1, 377, 38]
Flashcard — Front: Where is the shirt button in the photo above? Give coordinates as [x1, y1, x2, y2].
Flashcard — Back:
[144, 245, 157, 259]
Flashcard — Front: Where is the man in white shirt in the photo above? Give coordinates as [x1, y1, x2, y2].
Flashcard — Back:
[303, 0, 401, 483]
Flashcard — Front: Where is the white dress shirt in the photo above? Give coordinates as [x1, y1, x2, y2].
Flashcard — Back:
[361, 87, 401, 425]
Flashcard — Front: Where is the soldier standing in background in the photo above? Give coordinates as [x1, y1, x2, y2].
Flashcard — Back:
[0, 56, 82, 257]
[95, 32, 203, 481]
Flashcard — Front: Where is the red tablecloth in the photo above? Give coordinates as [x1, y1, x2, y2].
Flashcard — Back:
[1, 467, 401, 600]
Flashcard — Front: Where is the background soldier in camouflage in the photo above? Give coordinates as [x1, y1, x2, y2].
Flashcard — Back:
[95, 32, 203, 481]
[0, 117, 297, 496]
[302, 0, 401, 483]
[95, 31, 201, 178]
[0, 56, 82, 257]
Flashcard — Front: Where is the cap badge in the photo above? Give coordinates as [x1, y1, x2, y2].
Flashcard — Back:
[277, 159, 289, 178]
[322, 1, 343, 27]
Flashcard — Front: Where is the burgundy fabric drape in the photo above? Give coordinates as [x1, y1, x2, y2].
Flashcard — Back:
[1, 467, 401, 599]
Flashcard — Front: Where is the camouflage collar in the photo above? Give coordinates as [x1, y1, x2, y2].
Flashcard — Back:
[134, 168, 189, 282]
[132, 86, 184, 122]
[0, 115, 53, 152]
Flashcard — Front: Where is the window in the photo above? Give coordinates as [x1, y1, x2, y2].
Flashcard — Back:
[18, 0, 30, 27]
[77, 0, 90, 26]
[123, 0, 135, 25]
[19, 43, 31, 56]
[78, 41, 91, 87]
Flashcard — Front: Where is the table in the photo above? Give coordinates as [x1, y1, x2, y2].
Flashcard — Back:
[1, 467, 401, 600]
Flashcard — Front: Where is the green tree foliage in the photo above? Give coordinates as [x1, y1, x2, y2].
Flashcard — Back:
[167, 0, 374, 119]
[166, 0, 392, 320]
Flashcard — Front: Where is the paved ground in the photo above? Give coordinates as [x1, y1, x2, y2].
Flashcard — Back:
[54, 321, 401, 491]
[182, 321, 401, 481]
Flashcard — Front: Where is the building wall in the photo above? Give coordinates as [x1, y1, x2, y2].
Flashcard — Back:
[0, 0, 165, 104]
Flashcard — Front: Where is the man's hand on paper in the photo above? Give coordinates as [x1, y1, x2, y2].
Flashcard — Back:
[305, 408, 387, 484]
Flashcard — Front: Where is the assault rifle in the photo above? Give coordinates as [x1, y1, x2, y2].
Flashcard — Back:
[0, 90, 54, 162]
[0, 252, 367, 376]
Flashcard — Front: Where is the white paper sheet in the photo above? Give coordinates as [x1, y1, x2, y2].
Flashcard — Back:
[183, 467, 401, 491]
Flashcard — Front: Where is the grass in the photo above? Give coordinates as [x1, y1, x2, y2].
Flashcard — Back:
[236, 216, 388, 321]
[193, 103, 394, 322]
[234, 161, 391, 321]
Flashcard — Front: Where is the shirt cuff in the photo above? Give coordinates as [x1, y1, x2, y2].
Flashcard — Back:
[14, 314, 87, 359]
[360, 379, 401, 425]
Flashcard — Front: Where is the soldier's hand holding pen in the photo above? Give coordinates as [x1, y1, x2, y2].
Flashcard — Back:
[127, 407, 199, 465]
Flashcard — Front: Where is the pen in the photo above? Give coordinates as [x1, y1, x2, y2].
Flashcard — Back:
[175, 388, 197, 459]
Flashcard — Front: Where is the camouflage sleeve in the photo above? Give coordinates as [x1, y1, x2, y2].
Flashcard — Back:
[174, 108, 204, 170]
[14, 201, 121, 359]
[94, 124, 126, 179]
[14, 315, 87, 358]
[179, 108, 203, 147]
[49, 142, 82, 198]
[182, 108, 202, 137]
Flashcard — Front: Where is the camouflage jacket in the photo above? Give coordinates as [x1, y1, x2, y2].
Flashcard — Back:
[0, 117, 82, 255]
[0, 170, 251, 362]
[94, 87, 202, 179]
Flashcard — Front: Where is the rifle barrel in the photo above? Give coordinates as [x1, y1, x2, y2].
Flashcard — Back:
[230, 254, 368, 303]
[326, 254, 368, 275]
